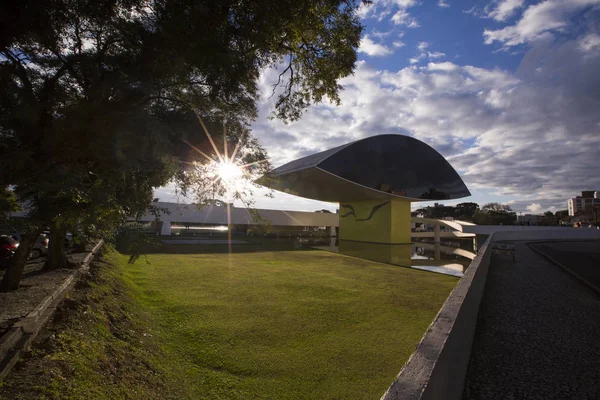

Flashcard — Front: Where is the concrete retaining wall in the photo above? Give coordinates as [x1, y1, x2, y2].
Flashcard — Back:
[381, 229, 600, 400]
[380, 236, 493, 400]
[0, 240, 103, 380]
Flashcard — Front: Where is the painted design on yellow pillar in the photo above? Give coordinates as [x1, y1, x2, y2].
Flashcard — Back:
[340, 201, 390, 220]
[339, 199, 411, 244]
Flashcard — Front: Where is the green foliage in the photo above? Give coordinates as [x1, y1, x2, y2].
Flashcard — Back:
[481, 202, 513, 213]
[414, 202, 480, 221]
[0, 187, 20, 219]
[246, 221, 272, 235]
[455, 202, 480, 220]
[555, 210, 569, 218]
[0, 0, 363, 288]
[0, 0, 364, 216]
[0, 254, 175, 399]
[114, 230, 162, 264]
[473, 203, 517, 225]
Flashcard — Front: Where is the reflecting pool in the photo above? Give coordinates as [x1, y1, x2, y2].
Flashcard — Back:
[311, 238, 477, 277]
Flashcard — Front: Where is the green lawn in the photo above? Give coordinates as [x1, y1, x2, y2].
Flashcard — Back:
[117, 243, 457, 399]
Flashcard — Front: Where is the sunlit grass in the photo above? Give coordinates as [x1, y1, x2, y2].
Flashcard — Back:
[117, 246, 457, 399]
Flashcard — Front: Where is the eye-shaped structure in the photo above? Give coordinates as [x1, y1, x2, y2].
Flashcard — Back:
[260, 134, 470, 202]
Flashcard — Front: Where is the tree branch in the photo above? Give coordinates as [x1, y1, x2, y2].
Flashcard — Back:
[270, 57, 294, 99]
[1, 49, 35, 101]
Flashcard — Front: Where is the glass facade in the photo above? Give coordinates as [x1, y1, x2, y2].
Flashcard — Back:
[271, 143, 350, 175]
[316, 135, 470, 200]
[264, 134, 470, 202]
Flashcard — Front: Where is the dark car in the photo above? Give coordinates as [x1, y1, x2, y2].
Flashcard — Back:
[8, 233, 49, 259]
[0, 235, 19, 269]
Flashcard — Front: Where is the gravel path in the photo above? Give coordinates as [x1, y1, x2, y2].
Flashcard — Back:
[0, 245, 97, 336]
[0, 262, 73, 335]
[463, 242, 600, 400]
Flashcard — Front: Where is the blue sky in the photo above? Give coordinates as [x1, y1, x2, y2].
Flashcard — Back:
[358, 1, 524, 72]
[157, 0, 600, 215]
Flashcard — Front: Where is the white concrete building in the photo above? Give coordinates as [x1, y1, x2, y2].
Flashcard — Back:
[138, 202, 339, 236]
[567, 191, 600, 216]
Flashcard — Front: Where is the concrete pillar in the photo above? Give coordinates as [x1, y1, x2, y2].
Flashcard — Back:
[330, 226, 337, 237]
[329, 236, 337, 251]
[339, 199, 411, 244]
[160, 221, 172, 236]
[434, 223, 441, 243]
[337, 199, 412, 266]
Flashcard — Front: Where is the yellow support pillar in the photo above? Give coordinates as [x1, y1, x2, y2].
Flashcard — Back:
[338, 198, 412, 265]
[339, 199, 411, 244]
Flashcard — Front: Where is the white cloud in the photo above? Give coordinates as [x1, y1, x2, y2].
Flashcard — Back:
[484, 0, 600, 47]
[391, 9, 420, 27]
[358, 35, 393, 57]
[410, 42, 446, 64]
[393, 41, 406, 48]
[526, 203, 543, 213]
[392, 0, 418, 6]
[428, 51, 446, 59]
[358, 0, 420, 25]
[463, 6, 482, 17]
[579, 33, 600, 52]
[438, 0, 450, 8]
[417, 41, 429, 51]
[371, 29, 393, 39]
[487, 0, 524, 21]
[252, 31, 600, 212]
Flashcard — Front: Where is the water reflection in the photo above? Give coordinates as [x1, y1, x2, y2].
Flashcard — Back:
[311, 238, 476, 277]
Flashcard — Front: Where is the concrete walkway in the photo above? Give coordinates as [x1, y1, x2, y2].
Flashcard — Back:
[463, 242, 600, 400]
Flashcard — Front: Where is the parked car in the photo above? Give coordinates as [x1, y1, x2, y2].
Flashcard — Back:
[31, 234, 49, 259]
[8, 233, 49, 259]
[42, 231, 74, 248]
[0, 235, 19, 269]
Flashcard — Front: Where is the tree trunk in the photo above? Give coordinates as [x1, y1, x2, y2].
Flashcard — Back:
[0, 229, 40, 292]
[44, 220, 68, 270]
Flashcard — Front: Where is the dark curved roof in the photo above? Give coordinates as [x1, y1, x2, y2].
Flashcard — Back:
[259, 134, 471, 202]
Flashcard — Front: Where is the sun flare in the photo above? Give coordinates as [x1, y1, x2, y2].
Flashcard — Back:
[217, 161, 243, 182]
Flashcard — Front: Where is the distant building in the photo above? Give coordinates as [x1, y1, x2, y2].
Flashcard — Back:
[517, 214, 544, 225]
[567, 191, 600, 216]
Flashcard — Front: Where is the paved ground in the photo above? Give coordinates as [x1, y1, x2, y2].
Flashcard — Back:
[530, 241, 600, 292]
[463, 242, 600, 400]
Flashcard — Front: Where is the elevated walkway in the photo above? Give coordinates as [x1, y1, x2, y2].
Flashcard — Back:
[411, 217, 476, 243]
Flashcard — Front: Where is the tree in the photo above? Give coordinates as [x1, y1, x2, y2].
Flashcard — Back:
[473, 203, 517, 225]
[0, 0, 364, 291]
[454, 202, 479, 221]
[0, 188, 20, 220]
[481, 203, 513, 213]
[414, 204, 456, 219]
[555, 210, 569, 219]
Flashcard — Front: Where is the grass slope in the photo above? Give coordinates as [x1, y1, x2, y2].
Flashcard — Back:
[0, 245, 457, 399]
[0, 255, 176, 400]
[124, 246, 457, 399]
